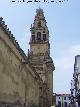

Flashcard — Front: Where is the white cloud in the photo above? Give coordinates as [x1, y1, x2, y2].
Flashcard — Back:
[55, 44, 80, 70]
[55, 56, 73, 70]
[24, 27, 31, 38]
[53, 44, 80, 94]
[17, 27, 31, 54]
[71, 44, 80, 56]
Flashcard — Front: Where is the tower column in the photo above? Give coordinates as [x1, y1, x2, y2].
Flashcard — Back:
[29, 7, 55, 107]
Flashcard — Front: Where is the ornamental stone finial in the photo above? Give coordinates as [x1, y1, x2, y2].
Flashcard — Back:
[36, 7, 44, 16]
[3, 25, 7, 29]
[0, 17, 3, 22]
[1, 21, 5, 25]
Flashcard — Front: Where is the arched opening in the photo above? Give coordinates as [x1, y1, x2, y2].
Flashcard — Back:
[32, 35, 35, 41]
[43, 34, 46, 41]
[43, 31, 45, 33]
[37, 32, 41, 40]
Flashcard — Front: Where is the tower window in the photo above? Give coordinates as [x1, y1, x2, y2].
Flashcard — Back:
[38, 21, 41, 27]
[59, 97, 60, 99]
[43, 34, 46, 41]
[43, 31, 45, 33]
[64, 102, 67, 107]
[37, 32, 41, 40]
[32, 32, 35, 34]
[58, 101, 61, 107]
[64, 97, 66, 100]
[32, 35, 35, 41]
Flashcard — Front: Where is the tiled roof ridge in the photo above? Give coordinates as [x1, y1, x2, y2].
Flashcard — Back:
[0, 17, 27, 61]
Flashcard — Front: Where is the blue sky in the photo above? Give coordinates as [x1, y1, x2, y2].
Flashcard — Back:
[0, 0, 80, 94]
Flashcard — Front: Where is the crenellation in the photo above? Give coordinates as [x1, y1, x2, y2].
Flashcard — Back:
[0, 17, 3, 21]
[0, 18, 27, 62]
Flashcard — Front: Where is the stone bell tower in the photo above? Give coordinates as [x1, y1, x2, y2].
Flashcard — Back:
[28, 7, 55, 107]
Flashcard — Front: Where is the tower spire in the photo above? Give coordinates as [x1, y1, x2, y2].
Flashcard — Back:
[36, 7, 45, 20]
[29, 8, 55, 107]
[30, 8, 49, 44]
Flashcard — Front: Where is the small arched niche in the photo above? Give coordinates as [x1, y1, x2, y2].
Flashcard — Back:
[37, 32, 41, 41]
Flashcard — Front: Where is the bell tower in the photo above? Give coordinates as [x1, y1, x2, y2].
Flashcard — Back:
[28, 7, 55, 107]
[29, 8, 50, 58]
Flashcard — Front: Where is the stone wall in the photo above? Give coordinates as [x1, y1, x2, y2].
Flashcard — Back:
[0, 27, 40, 107]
